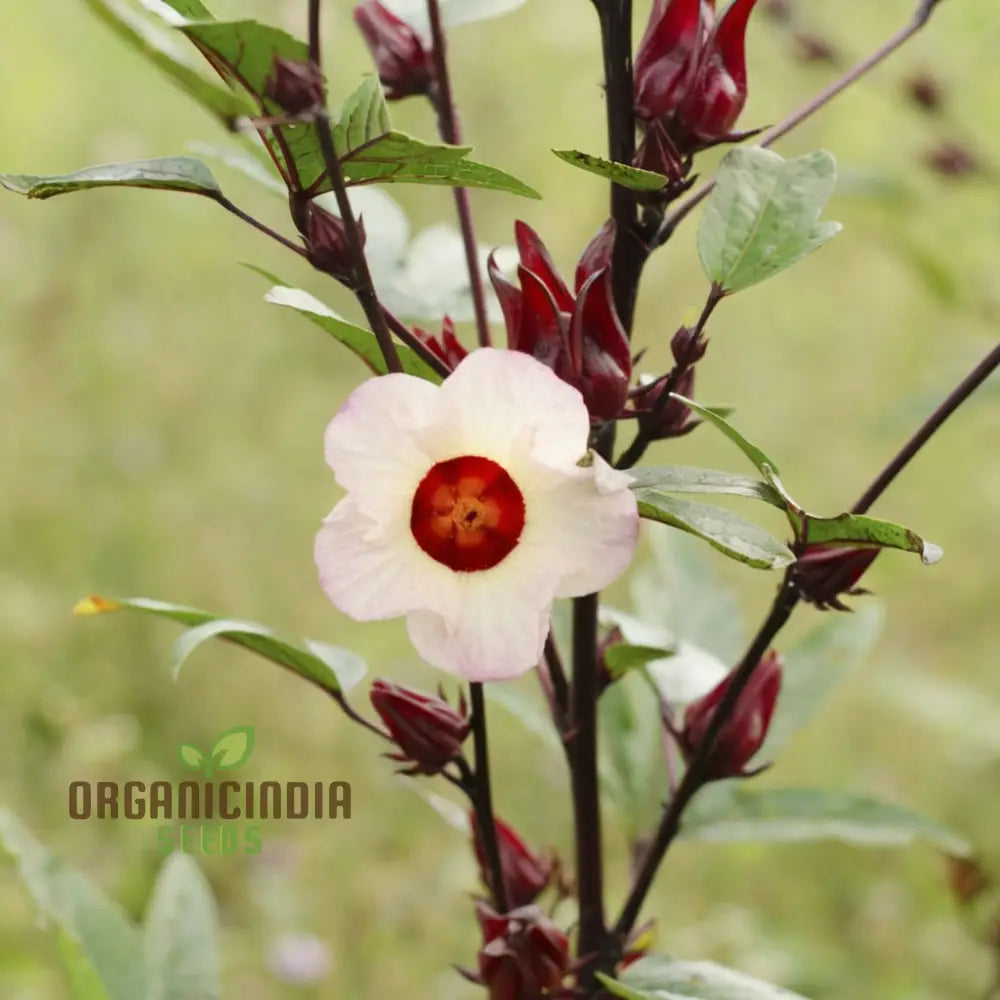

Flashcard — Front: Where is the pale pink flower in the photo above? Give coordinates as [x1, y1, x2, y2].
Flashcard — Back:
[315, 348, 639, 680]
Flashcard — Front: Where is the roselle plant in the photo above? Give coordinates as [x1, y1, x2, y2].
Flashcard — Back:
[2, 0, 998, 998]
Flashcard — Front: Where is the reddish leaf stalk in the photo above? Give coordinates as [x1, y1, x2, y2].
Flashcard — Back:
[307, 0, 403, 374]
[425, 0, 492, 349]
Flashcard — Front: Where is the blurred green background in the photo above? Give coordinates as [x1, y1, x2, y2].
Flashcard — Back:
[2, 0, 1000, 997]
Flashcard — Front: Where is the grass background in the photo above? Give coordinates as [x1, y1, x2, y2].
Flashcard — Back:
[2, 0, 1000, 997]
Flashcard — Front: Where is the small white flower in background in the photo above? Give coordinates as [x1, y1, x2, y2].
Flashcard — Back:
[380, 0, 527, 42]
[267, 932, 333, 985]
[315, 349, 639, 680]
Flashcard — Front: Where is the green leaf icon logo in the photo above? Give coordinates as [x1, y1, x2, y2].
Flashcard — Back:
[210, 726, 254, 771]
[178, 744, 207, 772]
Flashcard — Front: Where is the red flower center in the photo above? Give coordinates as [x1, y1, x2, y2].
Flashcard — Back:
[410, 456, 525, 572]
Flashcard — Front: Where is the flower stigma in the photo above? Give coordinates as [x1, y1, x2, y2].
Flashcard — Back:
[410, 456, 526, 572]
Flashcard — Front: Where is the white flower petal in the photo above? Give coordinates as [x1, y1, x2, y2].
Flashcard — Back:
[516, 455, 639, 599]
[429, 349, 591, 469]
[648, 642, 729, 705]
[324, 373, 437, 523]
[406, 572, 551, 680]
[315, 498, 460, 623]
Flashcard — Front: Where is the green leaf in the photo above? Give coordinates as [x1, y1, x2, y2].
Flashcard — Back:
[210, 725, 255, 770]
[177, 744, 206, 771]
[145, 853, 220, 1000]
[798, 511, 943, 564]
[629, 465, 783, 506]
[332, 78, 539, 197]
[604, 644, 676, 681]
[262, 283, 443, 382]
[0, 157, 222, 201]
[669, 396, 779, 476]
[0, 810, 146, 1000]
[57, 932, 114, 1000]
[552, 149, 667, 191]
[607, 956, 814, 999]
[636, 494, 794, 570]
[74, 595, 367, 695]
[84, 0, 250, 126]
[188, 142, 286, 195]
[759, 603, 884, 760]
[698, 147, 841, 293]
[680, 785, 971, 855]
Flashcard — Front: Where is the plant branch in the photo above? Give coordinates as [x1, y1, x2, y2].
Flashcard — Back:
[426, 0, 492, 349]
[654, 0, 948, 246]
[614, 282, 724, 469]
[381, 306, 452, 378]
[613, 333, 1000, 944]
[612, 572, 799, 942]
[307, 0, 403, 374]
[852, 340, 1000, 514]
[465, 683, 509, 912]
[571, 592, 607, 991]
[216, 194, 308, 257]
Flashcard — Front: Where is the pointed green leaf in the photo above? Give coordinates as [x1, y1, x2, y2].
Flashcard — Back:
[138, 0, 213, 20]
[57, 932, 114, 1000]
[84, 0, 250, 126]
[552, 149, 667, 191]
[799, 512, 943, 564]
[629, 465, 783, 506]
[0, 810, 146, 1000]
[263, 283, 443, 382]
[669, 396, 779, 475]
[608, 956, 814, 999]
[145, 853, 220, 1000]
[0, 157, 222, 201]
[177, 744, 206, 770]
[698, 147, 841, 293]
[210, 725, 254, 769]
[75, 595, 367, 695]
[680, 785, 971, 855]
[604, 643, 676, 680]
[636, 494, 794, 570]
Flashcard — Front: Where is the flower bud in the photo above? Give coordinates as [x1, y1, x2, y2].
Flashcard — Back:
[303, 202, 361, 286]
[413, 316, 468, 371]
[634, 0, 709, 122]
[680, 650, 781, 780]
[793, 544, 879, 611]
[670, 324, 708, 366]
[473, 902, 570, 1000]
[265, 56, 325, 115]
[679, 0, 758, 141]
[354, 1, 433, 101]
[471, 813, 552, 909]
[369, 679, 470, 775]
[634, 366, 700, 441]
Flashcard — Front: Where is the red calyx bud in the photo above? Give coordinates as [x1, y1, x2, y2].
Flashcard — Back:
[369, 679, 470, 775]
[680, 650, 782, 780]
[670, 324, 708, 366]
[303, 202, 361, 287]
[633, 120, 688, 186]
[793, 544, 879, 611]
[353, 1, 433, 101]
[472, 902, 570, 1000]
[925, 140, 980, 179]
[265, 56, 325, 115]
[906, 72, 944, 114]
[634, 366, 700, 441]
[679, 0, 759, 141]
[488, 222, 631, 422]
[471, 813, 553, 909]
[634, 0, 710, 121]
[413, 316, 468, 371]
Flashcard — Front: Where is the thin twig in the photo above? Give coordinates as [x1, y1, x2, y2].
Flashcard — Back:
[425, 0, 492, 348]
[655, 0, 948, 246]
[307, 0, 403, 374]
[381, 306, 452, 378]
[465, 684, 509, 912]
[216, 194, 308, 257]
[615, 282, 724, 469]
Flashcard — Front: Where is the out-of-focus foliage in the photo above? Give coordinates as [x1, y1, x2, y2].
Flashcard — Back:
[2, 1, 1000, 998]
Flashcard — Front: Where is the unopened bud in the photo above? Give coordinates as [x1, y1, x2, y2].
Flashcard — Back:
[265, 56, 325, 115]
[354, 1, 433, 101]
[471, 813, 552, 908]
[369, 679, 469, 775]
[793, 544, 878, 610]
